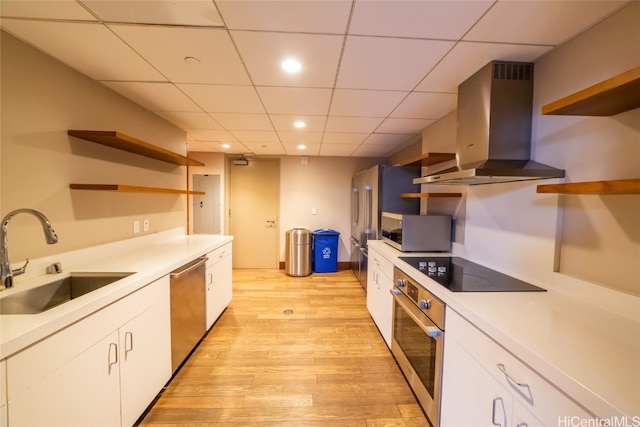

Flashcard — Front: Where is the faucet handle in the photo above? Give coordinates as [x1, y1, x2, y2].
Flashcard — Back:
[46, 262, 63, 274]
[11, 258, 29, 276]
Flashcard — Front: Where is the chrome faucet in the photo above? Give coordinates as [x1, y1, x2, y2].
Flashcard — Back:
[1, 209, 58, 288]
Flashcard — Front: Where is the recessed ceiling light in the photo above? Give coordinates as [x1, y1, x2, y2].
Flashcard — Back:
[297, 144, 306, 150]
[281, 58, 302, 73]
[293, 121, 306, 129]
[221, 143, 230, 149]
[184, 56, 201, 65]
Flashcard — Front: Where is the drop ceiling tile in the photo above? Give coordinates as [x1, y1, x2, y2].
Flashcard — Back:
[210, 113, 273, 131]
[352, 143, 395, 158]
[187, 129, 237, 142]
[283, 143, 320, 156]
[0, 19, 164, 81]
[231, 31, 343, 87]
[82, 0, 224, 26]
[203, 141, 250, 154]
[154, 111, 221, 129]
[179, 84, 265, 114]
[188, 140, 248, 153]
[269, 115, 327, 132]
[110, 26, 250, 85]
[337, 36, 454, 90]
[216, 0, 352, 33]
[0, 0, 96, 20]
[100, 81, 202, 112]
[367, 133, 417, 146]
[229, 130, 280, 144]
[277, 132, 323, 144]
[464, 1, 627, 45]
[257, 87, 332, 115]
[319, 144, 359, 157]
[242, 143, 286, 156]
[377, 118, 435, 134]
[322, 133, 369, 145]
[349, 0, 493, 39]
[390, 92, 458, 119]
[324, 116, 384, 133]
[415, 41, 553, 92]
[330, 89, 407, 117]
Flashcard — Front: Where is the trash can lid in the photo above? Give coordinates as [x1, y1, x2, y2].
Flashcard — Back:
[313, 228, 340, 235]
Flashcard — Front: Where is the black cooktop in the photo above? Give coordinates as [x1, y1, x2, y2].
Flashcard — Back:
[399, 257, 546, 292]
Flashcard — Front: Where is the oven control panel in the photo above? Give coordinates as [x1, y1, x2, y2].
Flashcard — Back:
[394, 267, 445, 330]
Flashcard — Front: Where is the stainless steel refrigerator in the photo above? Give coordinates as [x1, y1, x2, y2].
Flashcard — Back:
[350, 165, 420, 291]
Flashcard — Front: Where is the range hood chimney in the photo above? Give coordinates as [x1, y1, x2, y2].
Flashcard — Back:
[414, 61, 564, 185]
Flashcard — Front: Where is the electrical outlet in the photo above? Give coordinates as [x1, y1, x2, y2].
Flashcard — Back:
[133, 220, 140, 234]
[143, 219, 149, 232]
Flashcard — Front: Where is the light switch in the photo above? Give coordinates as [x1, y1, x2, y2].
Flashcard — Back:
[133, 220, 140, 234]
[143, 219, 149, 232]
[312, 208, 317, 215]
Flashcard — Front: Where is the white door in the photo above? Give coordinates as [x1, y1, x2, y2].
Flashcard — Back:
[193, 174, 221, 234]
[229, 158, 279, 268]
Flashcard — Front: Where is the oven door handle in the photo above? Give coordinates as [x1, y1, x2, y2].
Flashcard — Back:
[391, 287, 442, 338]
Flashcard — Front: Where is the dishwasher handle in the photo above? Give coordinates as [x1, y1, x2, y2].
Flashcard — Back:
[170, 256, 208, 278]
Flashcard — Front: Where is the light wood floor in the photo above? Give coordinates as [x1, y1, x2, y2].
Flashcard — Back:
[138, 269, 429, 427]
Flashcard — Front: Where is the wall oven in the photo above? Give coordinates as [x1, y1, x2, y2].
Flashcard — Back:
[391, 267, 445, 427]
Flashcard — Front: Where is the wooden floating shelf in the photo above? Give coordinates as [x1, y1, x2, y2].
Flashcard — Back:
[542, 67, 640, 116]
[68, 130, 205, 167]
[70, 184, 205, 195]
[397, 152, 456, 167]
[536, 179, 640, 195]
[401, 193, 462, 198]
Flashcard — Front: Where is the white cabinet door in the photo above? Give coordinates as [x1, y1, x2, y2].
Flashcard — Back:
[206, 242, 233, 329]
[441, 337, 514, 427]
[119, 295, 172, 426]
[8, 331, 121, 427]
[366, 247, 394, 348]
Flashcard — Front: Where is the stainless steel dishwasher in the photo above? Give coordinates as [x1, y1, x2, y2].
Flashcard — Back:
[170, 256, 207, 373]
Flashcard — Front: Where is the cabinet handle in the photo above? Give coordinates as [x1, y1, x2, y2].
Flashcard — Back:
[492, 397, 505, 427]
[108, 342, 118, 374]
[124, 331, 134, 359]
[496, 363, 530, 390]
[516, 423, 528, 427]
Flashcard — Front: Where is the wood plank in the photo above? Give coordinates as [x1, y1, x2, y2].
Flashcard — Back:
[536, 179, 640, 195]
[70, 184, 205, 195]
[137, 270, 428, 426]
[68, 130, 205, 166]
[541, 67, 640, 116]
[396, 152, 455, 167]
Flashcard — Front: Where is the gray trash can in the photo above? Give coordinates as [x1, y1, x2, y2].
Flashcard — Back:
[285, 228, 312, 277]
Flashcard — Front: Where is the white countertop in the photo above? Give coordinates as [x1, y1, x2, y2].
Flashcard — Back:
[369, 240, 640, 419]
[0, 229, 232, 359]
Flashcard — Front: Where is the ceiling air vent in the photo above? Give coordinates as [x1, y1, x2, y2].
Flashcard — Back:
[493, 62, 533, 81]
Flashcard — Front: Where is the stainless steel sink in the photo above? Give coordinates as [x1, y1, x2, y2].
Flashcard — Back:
[0, 272, 134, 314]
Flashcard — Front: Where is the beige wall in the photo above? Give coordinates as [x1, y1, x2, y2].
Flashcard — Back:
[279, 156, 379, 262]
[533, 2, 639, 295]
[416, 3, 640, 295]
[1, 32, 188, 263]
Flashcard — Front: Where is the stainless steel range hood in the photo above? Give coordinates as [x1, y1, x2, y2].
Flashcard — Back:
[415, 61, 564, 185]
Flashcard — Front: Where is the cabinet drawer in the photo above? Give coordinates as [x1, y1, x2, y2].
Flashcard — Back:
[446, 309, 592, 425]
[206, 243, 231, 269]
[7, 276, 169, 400]
[370, 250, 394, 281]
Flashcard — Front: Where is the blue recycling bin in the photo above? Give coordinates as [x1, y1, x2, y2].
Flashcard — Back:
[312, 229, 340, 273]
